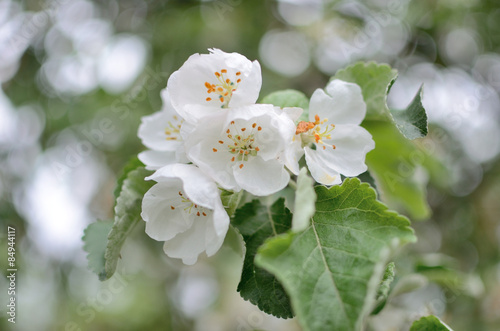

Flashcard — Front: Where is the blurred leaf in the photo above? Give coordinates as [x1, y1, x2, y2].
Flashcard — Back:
[292, 168, 316, 232]
[255, 178, 416, 331]
[220, 189, 243, 217]
[332, 62, 397, 121]
[391, 274, 428, 297]
[417, 267, 484, 298]
[333, 62, 428, 139]
[371, 262, 395, 315]
[410, 315, 453, 331]
[82, 220, 113, 279]
[391, 85, 428, 139]
[103, 165, 154, 280]
[233, 198, 293, 318]
[364, 121, 431, 220]
[261, 89, 309, 121]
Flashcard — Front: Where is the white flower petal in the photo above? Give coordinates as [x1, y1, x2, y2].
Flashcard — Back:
[175, 144, 190, 164]
[210, 199, 230, 238]
[148, 163, 223, 209]
[309, 79, 366, 125]
[163, 220, 209, 265]
[229, 60, 262, 107]
[138, 94, 184, 151]
[305, 147, 342, 186]
[184, 105, 295, 192]
[316, 124, 375, 177]
[167, 49, 261, 123]
[143, 164, 230, 265]
[183, 113, 240, 191]
[281, 135, 303, 175]
[138, 150, 177, 170]
[276, 106, 304, 122]
[203, 200, 230, 254]
[223, 105, 295, 161]
[141, 181, 194, 241]
[233, 157, 289, 196]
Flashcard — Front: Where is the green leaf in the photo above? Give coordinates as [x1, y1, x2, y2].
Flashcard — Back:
[364, 121, 431, 220]
[82, 220, 113, 279]
[103, 166, 154, 280]
[261, 89, 309, 121]
[113, 157, 144, 199]
[233, 198, 293, 318]
[391, 85, 428, 140]
[261, 89, 309, 109]
[220, 188, 243, 217]
[410, 315, 453, 331]
[371, 262, 395, 315]
[292, 168, 316, 232]
[333, 62, 428, 140]
[332, 62, 397, 121]
[255, 178, 416, 331]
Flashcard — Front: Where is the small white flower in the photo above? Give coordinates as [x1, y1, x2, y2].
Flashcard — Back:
[183, 104, 295, 196]
[167, 48, 262, 123]
[294, 79, 375, 185]
[141, 163, 229, 265]
[137, 90, 190, 170]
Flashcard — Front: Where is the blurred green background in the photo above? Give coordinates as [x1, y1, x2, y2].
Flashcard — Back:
[0, 0, 499, 330]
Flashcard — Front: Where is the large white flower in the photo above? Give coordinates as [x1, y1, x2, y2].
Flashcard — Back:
[167, 48, 262, 123]
[141, 163, 229, 265]
[183, 104, 296, 196]
[294, 79, 375, 185]
[137, 89, 190, 170]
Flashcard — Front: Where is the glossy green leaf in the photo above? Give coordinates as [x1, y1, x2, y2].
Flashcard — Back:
[333, 62, 428, 140]
[256, 178, 416, 331]
[292, 168, 316, 232]
[82, 220, 113, 279]
[233, 198, 293, 318]
[410, 315, 453, 331]
[333, 62, 397, 121]
[391, 85, 428, 140]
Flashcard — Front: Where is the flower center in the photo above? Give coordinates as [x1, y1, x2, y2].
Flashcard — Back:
[170, 191, 208, 217]
[212, 121, 261, 169]
[296, 114, 336, 150]
[204, 69, 242, 108]
[165, 115, 184, 141]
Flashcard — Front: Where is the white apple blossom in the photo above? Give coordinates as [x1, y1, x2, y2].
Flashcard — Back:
[137, 89, 190, 170]
[167, 48, 262, 123]
[183, 104, 296, 196]
[141, 163, 229, 265]
[293, 79, 375, 185]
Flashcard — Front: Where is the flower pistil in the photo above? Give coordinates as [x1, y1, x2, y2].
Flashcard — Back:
[204, 69, 242, 108]
[212, 121, 261, 169]
[297, 114, 336, 150]
[171, 190, 209, 217]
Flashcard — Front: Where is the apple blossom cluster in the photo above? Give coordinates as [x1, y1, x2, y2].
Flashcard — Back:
[138, 49, 375, 264]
